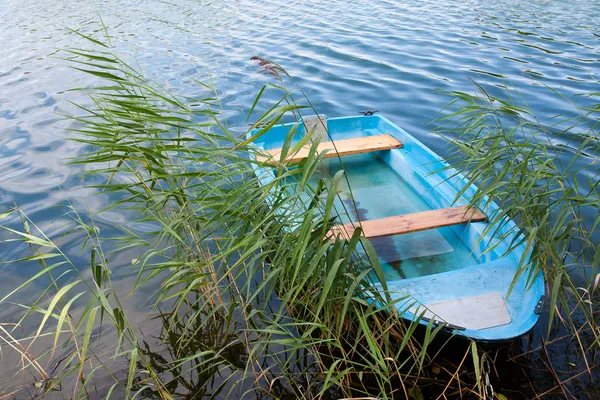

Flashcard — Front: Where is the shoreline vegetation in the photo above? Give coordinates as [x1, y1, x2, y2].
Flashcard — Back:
[0, 31, 598, 399]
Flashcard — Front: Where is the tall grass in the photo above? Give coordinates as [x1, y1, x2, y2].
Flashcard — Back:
[438, 82, 600, 395]
[0, 33, 473, 399]
[0, 30, 598, 399]
[440, 83, 599, 327]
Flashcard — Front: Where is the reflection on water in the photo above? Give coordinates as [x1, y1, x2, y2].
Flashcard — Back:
[133, 310, 248, 398]
[1, 0, 599, 396]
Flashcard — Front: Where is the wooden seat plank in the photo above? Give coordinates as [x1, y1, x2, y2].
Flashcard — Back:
[257, 134, 403, 165]
[330, 205, 487, 240]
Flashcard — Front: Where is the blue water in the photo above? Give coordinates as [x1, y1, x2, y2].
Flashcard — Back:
[1, 0, 599, 396]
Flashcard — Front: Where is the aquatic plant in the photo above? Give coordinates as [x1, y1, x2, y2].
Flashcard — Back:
[0, 32, 476, 399]
[438, 82, 600, 396]
[0, 29, 598, 399]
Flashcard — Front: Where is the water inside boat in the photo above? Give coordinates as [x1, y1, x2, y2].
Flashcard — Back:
[313, 152, 483, 280]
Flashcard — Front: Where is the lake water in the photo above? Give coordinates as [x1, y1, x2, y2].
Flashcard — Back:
[1, 0, 599, 397]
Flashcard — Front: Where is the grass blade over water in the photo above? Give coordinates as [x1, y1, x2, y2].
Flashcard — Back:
[0, 30, 598, 399]
[0, 32, 457, 399]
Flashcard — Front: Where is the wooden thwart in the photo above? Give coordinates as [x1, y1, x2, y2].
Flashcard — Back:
[257, 134, 403, 165]
[330, 205, 487, 240]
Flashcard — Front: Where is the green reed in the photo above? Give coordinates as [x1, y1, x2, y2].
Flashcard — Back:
[438, 81, 600, 387]
[0, 28, 597, 399]
[0, 32, 468, 399]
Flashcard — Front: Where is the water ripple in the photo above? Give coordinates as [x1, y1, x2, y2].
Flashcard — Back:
[1, 0, 600, 393]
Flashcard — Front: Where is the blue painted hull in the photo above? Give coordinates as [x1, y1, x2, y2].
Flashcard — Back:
[248, 115, 545, 341]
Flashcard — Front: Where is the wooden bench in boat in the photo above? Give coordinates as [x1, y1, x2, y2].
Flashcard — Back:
[257, 134, 403, 165]
[329, 205, 487, 240]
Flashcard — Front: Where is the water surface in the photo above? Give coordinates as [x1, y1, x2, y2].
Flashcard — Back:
[1, 0, 599, 397]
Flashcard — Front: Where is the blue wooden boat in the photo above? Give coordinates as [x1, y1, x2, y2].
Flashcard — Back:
[248, 114, 545, 341]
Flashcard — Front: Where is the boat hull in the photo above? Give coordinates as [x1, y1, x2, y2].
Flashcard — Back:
[248, 114, 545, 341]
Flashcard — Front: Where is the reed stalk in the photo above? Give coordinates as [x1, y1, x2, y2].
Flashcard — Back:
[0, 29, 598, 399]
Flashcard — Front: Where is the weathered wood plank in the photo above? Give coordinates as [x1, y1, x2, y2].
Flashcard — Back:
[257, 134, 403, 165]
[330, 205, 487, 240]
